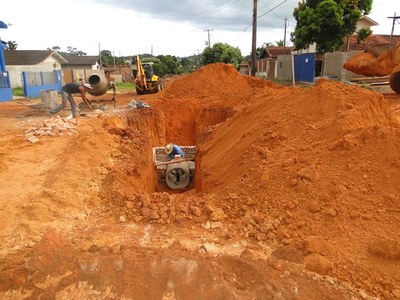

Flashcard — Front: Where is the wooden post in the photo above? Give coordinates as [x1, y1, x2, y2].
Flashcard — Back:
[251, 0, 258, 76]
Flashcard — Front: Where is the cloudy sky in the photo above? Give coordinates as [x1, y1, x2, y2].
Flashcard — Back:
[0, 0, 398, 57]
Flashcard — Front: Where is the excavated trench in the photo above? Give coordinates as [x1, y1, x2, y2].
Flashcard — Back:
[0, 104, 367, 300]
[101, 101, 233, 196]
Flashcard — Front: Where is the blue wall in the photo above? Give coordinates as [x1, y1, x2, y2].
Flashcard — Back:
[0, 21, 12, 102]
[0, 71, 12, 101]
[22, 71, 62, 98]
[294, 53, 316, 83]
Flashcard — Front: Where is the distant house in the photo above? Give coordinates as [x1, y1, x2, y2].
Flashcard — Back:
[58, 53, 100, 69]
[342, 16, 380, 51]
[58, 52, 101, 83]
[259, 46, 294, 59]
[238, 63, 250, 75]
[257, 46, 294, 78]
[4, 50, 67, 88]
[4, 50, 102, 88]
[356, 15, 379, 32]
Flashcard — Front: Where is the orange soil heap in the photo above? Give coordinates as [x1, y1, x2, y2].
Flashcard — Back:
[0, 63, 399, 299]
[344, 48, 396, 76]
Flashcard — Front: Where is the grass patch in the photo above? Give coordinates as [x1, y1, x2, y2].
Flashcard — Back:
[116, 82, 135, 92]
[12, 87, 24, 97]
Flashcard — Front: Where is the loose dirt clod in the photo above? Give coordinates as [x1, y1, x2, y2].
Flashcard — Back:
[0, 63, 400, 299]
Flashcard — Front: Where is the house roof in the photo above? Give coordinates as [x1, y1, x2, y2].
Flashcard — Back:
[358, 15, 379, 27]
[58, 53, 99, 65]
[347, 34, 400, 51]
[4, 50, 67, 65]
[260, 46, 294, 59]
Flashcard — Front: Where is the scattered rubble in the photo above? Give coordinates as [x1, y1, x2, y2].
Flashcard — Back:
[24, 116, 78, 143]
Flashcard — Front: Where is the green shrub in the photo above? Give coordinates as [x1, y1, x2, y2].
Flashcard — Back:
[12, 87, 24, 97]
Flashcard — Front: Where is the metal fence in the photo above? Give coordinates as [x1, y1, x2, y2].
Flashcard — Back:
[22, 70, 62, 98]
[0, 71, 10, 88]
[0, 71, 12, 101]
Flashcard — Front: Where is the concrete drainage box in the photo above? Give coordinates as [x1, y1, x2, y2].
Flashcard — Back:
[153, 146, 196, 189]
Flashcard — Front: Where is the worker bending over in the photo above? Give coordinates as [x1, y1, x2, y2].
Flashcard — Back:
[165, 143, 185, 160]
[50, 82, 93, 118]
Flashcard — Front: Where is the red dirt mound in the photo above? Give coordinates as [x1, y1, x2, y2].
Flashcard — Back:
[161, 62, 271, 99]
[343, 46, 396, 76]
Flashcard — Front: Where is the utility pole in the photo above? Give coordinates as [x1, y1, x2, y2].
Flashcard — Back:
[204, 29, 213, 47]
[388, 12, 399, 43]
[283, 17, 288, 50]
[98, 42, 102, 68]
[112, 50, 116, 72]
[251, 0, 258, 76]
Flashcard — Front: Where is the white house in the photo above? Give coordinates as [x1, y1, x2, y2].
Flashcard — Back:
[4, 50, 67, 88]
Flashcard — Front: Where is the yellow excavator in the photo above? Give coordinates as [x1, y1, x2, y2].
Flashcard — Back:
[132, 55, 163, 95]
[343, 42, 400, 94]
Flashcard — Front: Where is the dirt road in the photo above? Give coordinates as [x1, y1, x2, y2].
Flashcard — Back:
[0, 63, 400, 299]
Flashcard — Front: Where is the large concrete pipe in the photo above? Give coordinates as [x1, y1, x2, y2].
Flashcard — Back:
[166, 161, 190, 189]
[87, 71, 110, 96]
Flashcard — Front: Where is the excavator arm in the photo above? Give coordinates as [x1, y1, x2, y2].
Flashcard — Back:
[135, 54, 148, 90]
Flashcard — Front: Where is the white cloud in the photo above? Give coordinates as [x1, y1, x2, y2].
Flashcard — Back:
[0, 0, 397, 57]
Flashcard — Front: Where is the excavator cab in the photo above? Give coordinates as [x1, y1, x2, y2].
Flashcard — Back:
[142, 62, 155, 81]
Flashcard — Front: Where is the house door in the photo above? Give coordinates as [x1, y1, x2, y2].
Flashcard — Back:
[294, 53, 316, 82]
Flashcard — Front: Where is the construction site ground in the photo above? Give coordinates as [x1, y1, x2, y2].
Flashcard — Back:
[0, 63, 400, 299]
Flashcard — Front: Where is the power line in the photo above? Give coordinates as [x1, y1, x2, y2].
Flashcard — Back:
[240, 0, 289, 33]
[259, 0, 286, 20]
[258, 0, 288, 19]
[232, 0, 291, 48]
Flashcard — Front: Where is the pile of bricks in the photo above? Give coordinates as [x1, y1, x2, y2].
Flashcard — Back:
[24, 116, 79, 143]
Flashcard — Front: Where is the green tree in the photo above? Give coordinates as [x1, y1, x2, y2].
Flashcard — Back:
[157, 55, 181, 76]
[180, 55, 201, 73]
[202, 43, 243, 69]
[100, 50, 113, 64]
[356, 27, 372, 44]
[47, 46, 61, 52]
[67, 46, 87, 56]
[5, 41, 17, 51]
[292, 0, 373, 52]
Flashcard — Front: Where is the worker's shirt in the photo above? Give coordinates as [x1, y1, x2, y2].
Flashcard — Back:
[62, 83, 82, 94]
[168, 145, 185, 160]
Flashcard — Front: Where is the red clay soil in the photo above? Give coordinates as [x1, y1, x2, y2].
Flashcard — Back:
[343, 43, 399, 76]
[0, 63, 400, 299]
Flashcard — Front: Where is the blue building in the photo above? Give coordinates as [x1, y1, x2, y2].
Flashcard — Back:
[0, 21, 12, 102]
